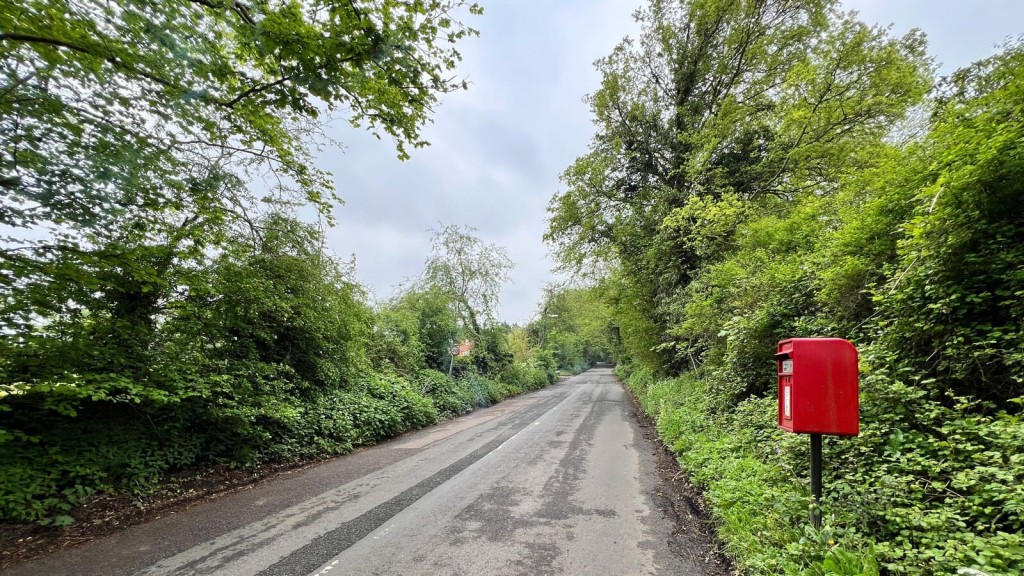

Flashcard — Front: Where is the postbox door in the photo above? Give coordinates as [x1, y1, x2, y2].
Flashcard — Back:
[777, 340, 796, 432]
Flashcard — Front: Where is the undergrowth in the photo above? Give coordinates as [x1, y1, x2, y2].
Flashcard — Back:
[618, 364, 1024, 576]
[0, 366, 554, 525]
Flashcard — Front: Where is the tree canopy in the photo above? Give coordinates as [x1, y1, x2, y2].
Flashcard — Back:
[548, 0, 930, 311]
[2, 0, 482, 227]
[419, 224, 514, 334]
[1, 0, 482, 341]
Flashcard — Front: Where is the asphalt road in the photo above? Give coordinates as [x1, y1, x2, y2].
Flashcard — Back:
[4, 368, 719, 576]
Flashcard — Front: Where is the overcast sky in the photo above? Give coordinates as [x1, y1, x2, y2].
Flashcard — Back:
[318, 0, 1023, 325]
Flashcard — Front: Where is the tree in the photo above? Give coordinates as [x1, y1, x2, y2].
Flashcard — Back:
[869, 42, 1024, 402]
[1, 0, 482, 342]
[546, 0, 930, 374]
[530, 283, 616, 370]
[181, 213, 372, 390]
[611, 40, 1024, 573]
[2, 0, 482, 227]
[419, 224, 514, 334]
[373, 286, 460, 372]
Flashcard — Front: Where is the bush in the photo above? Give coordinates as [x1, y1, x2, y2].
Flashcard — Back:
[345, 373, 438, 443]
[457, 372, 504, 407]
[0, 209, 562, 525]
[254, 390, 358, 461]
[533, 348, 559, 382]
[625, 364, 1024, 576]
[498, 362, 550, 393]
[827, 359, 1024, 575]
[626, 370, 872, 574]
[0, 407, 205, 524]
[415, 369, 474, 419]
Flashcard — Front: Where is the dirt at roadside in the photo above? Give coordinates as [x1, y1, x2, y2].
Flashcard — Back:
[623, 385, 734, 576]
[0, 458, 329, 569]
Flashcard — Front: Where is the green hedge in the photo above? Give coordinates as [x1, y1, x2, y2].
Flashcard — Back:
[621, 364, 1024, 576]
[0, 361, 561, 524]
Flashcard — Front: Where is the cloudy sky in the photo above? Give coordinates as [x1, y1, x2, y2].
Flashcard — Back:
[318, 0, 1023, 324]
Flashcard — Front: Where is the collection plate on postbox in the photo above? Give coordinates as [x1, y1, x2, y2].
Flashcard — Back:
[775, 338, 859, 436]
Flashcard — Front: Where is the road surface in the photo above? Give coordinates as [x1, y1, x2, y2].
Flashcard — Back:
[4, 368, 721, 576]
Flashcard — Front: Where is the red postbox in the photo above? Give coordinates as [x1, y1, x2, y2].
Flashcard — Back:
[776, 338, 859, 436]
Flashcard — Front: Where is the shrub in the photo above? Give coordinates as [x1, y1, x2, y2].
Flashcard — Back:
[346, 373, 438, 443]
[415, 369, 474, 419]
[0, 407, 205, 524]
[457, 372, 504, 407]
[498, 362, 550, 393]
[625, 364, 1024, 575]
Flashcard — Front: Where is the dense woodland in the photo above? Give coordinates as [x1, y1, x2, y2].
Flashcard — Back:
[0, 0, 616, 528]
[547, 0, 1023, 574]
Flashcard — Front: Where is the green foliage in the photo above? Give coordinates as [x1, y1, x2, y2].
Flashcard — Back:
[370, 302, 429, 375]
[344, 374, 439, 444]
[1, 0, 484, 368]
[471, 323, 514, 375]
[0, 412, 204, 523]
[868, 45, 1024, 403]
[416, 370, 475, 419]
[529, 284, 617, 373]
[547, 0, 931, 376]
[0, 0, 480, 221]
[552, 1, 1024, 573]
[0, 0, 565, 529]
[624, 359, 1024, 575]
[457, 372, 505, 407]
[418, 224, 514, 334]
[624, 369, 809, 574]
[497, 362, 551, 393]
[830, 368, 1024, 574]
[389, 287, 461, 372]
[0, 208, 560, 524]
[186, 215, 373, 389]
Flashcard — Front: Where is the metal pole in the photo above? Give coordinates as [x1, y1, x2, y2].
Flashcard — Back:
[810, 433, 823, 529]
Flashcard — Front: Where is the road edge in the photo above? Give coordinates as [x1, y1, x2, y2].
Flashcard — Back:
[617, 370, 735, 576]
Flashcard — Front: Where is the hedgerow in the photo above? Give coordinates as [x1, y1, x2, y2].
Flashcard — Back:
[603, 34, 1024, 576]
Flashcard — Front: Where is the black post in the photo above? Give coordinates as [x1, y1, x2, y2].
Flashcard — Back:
[810, 433, 823, 529]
